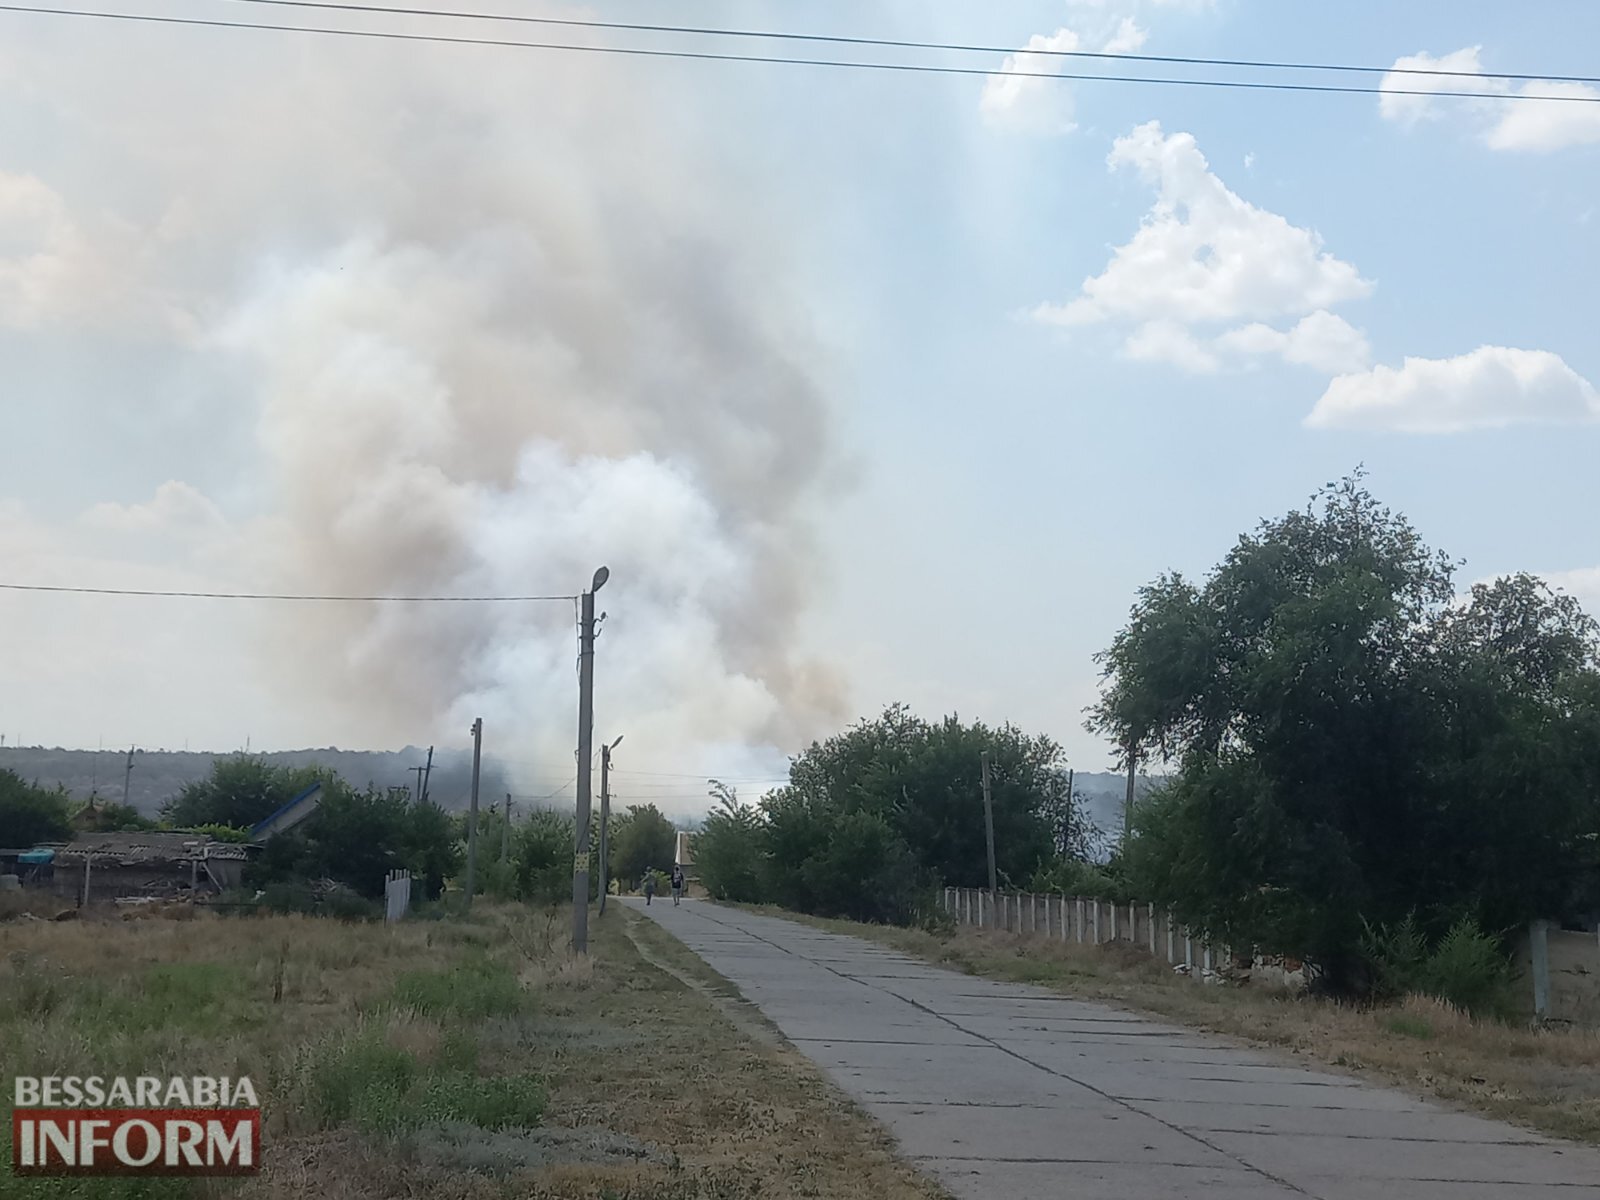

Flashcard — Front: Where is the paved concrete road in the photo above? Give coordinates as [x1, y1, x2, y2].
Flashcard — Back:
[628, 899, 1600, 1199]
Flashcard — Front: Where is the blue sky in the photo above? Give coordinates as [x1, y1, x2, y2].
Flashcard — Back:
[1, 0, 1596, 802]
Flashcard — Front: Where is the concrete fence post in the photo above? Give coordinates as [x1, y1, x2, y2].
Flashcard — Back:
[1531, 919, 1551, 1022]
[1166, 912, 1176, 964]
[1060, 895, 1068, 942]
[1185, 932, 1193, 969]
[1147, 903, 1157, 955]
[1092, 900, 1101, 944]
[1110, 902, 1118, 942]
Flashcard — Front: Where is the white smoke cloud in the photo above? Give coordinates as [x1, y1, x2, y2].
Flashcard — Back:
[0, 14, 846, 798]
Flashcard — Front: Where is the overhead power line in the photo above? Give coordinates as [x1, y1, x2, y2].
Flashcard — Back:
[0, 582, 576, 601]
[222, 0, 1600, 87]
[0, 4, 1594, 103]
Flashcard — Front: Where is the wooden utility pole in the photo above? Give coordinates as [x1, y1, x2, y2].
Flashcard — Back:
[121, 746, 135, 808]
[420, 745, 434, 805]
[981, 751, 998, 899]
[572, 566, 609, 953]
[410, 765, 426, 802]
[464, 718, 482, 910]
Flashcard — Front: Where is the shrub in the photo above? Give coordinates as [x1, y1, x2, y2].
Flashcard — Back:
[1420, 918, 1514, 1018]
[1362, 914, 1513, 1019]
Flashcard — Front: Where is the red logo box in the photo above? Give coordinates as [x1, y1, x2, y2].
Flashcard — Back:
[12, 1107, 261, 1176]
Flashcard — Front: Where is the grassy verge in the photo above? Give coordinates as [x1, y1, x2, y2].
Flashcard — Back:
[732, 904, 1600, 1146]
[0, 903, 946, 1200]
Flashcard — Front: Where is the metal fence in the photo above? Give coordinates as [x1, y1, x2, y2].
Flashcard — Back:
[941, 887, 1234, 980]
[384, 869, 412, 924]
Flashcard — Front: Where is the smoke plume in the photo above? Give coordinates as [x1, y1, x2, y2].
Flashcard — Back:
[0, 12, 846, 786]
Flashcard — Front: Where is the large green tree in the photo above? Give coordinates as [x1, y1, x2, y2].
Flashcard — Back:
[0, 770, 73, 847]
[751, 705, 1089, 922]
[693, 782, 766, 903]
[609, 803, 677, 889]
[1093, 475, 1600, 982]
[162, 756, 332, 829]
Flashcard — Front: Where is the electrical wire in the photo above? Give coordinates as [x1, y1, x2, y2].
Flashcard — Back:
[0, 4, 1593, 103]
[0, 582, 577, 601]
[220, 0, 1600, 87]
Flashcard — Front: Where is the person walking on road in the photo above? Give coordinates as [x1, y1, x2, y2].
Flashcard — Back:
[642, 869, 657, 906]
[670, 863, 685, 906]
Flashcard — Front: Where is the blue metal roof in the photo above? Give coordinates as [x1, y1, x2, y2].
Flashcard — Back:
[249, 782, 324, 839]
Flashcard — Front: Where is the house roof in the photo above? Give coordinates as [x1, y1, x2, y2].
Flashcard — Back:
[50, 832, 256, 864]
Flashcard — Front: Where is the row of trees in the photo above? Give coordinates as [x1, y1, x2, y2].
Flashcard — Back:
[1090, 473, 1600, 989]
[3, 751, 684, 908]
[694, 706, 1095, 924]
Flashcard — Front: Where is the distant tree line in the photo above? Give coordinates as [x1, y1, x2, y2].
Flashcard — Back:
[693, 705, 1096, 925]
[1089, 473, 1600, 993]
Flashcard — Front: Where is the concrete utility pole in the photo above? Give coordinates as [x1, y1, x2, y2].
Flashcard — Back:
[981, 750, 998, 899]
[420, 745, 434, 805]
[572, 565, 610, 953]
[465, 718, 483, 911]
[122, 746, 135, 808]
[410, 765, 426, 802]
[501, 793, 512, 863]
[598, 735, 623, 916]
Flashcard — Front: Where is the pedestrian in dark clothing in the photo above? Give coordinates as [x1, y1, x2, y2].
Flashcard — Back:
[642, 870, 656, 906]
[671, 864, 685, 905]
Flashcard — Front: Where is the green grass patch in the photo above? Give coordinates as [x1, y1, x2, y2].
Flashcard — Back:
[75, 962, 252, 1035]
[305, 1027, 543, 1136]
[392, 958, 524, 1018]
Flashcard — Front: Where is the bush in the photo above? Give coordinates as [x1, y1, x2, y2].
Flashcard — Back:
[1421, 919, 1514, 1018]
[1362, 914, 1513, 1018]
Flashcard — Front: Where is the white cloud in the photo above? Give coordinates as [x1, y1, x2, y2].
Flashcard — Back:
[1103, 18, 1149, 55]
[1036, 121, 1371, 327]
[1378, 47, 1495, 125]
[1306, 346, 1600, 432]
[82, 481, 228, 538]
[1541, 567, 1600, 617]
[979, 14, 1150, 135]
[1485, 82, 1600, 151]
[1124, 320, 1219, 372]
[1217, 310, 1371, 374]
[980, 28, 1082, 135]
[1380, 47, 1600, 153]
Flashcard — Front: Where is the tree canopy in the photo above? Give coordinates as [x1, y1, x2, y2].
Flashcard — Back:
[693, 705, 1092, 924]
[0, 769, 73, 848]
[609, 804, 677, 888]
[162, 755, 332, 830]
[1091, 474, 1600, 980]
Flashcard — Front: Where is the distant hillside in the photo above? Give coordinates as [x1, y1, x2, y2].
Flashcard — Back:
[1070, 769, 1164, 842]
[0, 746, 513, 817]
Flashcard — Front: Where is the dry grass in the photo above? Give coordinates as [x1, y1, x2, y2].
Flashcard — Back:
[740, 906, 1600, 1147]
[0, 901, 947, 1200]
